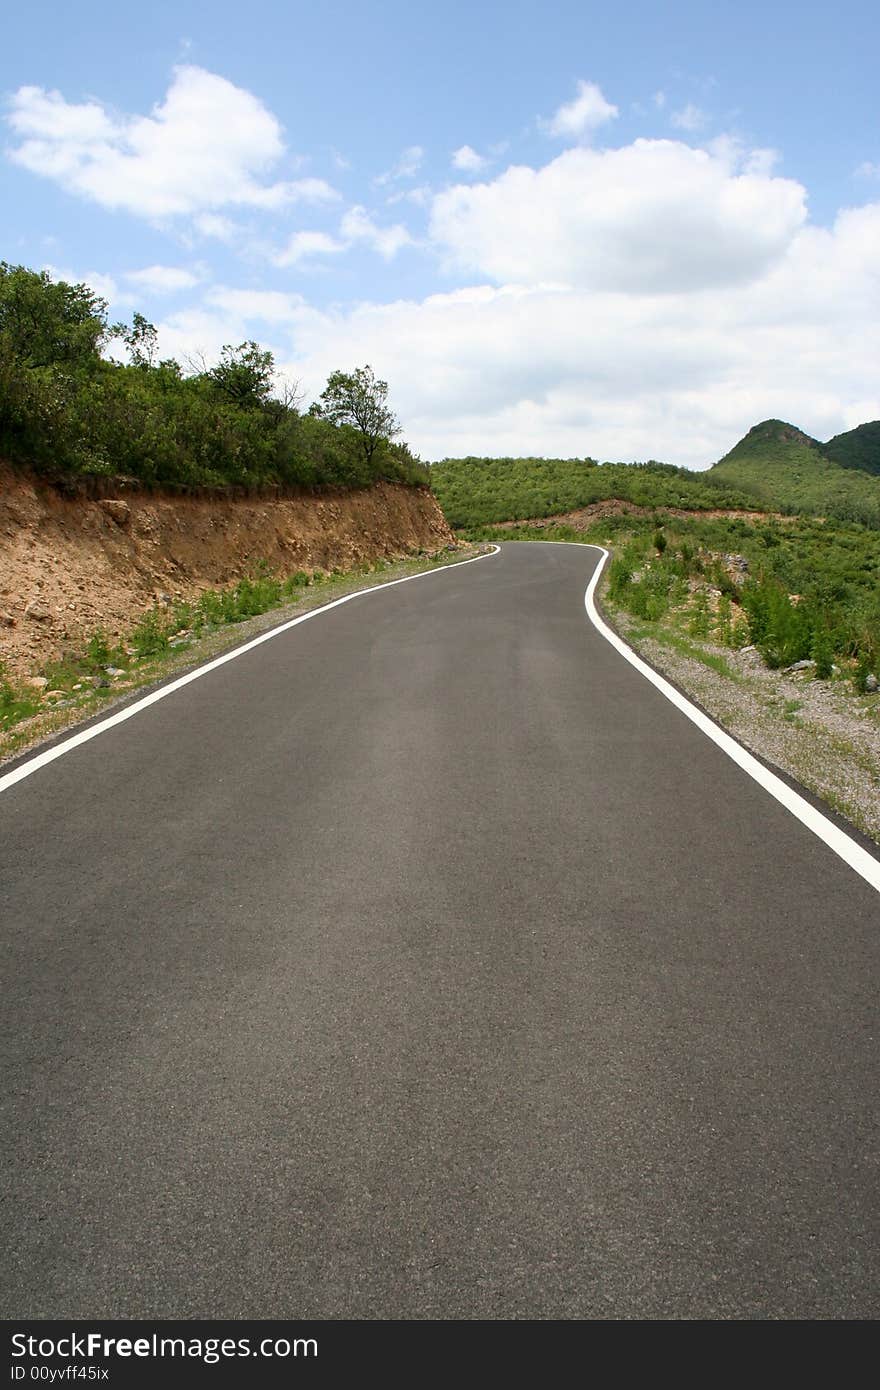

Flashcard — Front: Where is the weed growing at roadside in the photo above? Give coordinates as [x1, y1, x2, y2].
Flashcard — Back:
[131, 607, 171, 658]
[0, 664, 40, 730]
[86, 630, 112, 668]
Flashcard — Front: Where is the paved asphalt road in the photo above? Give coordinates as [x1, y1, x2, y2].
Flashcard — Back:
[2, 542, 878, 1320]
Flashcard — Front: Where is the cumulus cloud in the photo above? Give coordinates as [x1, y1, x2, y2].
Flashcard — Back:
[203, 287, 306, 322]
[192, 213, 241, 242]
[541, 80, 618, 139]
[340, 206, 414, 259]
[266, 193, 880, 468]
[43, 263, 122, 305]
[274, 230, 348, 267]
[430, 139, 807, 292]
[386, 185, 431, 208]
[6, 66, 338, 219]
[151, 288, 306, 370]
[451, 145, 488, 174]
[273, 208, 414, 267]
[42, 86, 876, 473]
[375, 145, 424, 185]
[671, 103, 707, 132]
[124, 264, 202, 293]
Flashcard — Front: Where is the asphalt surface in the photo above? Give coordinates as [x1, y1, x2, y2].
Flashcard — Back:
[2, 541, 878, 1319]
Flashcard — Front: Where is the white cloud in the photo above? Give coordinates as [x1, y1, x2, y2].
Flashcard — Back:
[43, 263, 123, 306]
[262, 176, 338, 207]
[744, 147, 779, 177]
[451, 145, 488, 174]
[6, 66, 337, 219]
[654, 91, 667, 110]
[671, 103, 707, 132]
[541, 80, 618, 139]
[386, 185, 431, 208]
[203, 287, 305, 322]
[430, 140, 806, 293]
[339, 206, 414, 260]
[273, 207, 414, 267]
[192, 212, 241, 242]
[706, 135, 779, 178]
[124, 264, 202, 293]
[274, 230, 348, 267]
[855, 161, 880, 179]
[375, 145, 424, 185]
[151, 307, 240, 368]
[46, 99, 876, 474]
[269, 189, 880, 467]
[141, 185, 880, 467]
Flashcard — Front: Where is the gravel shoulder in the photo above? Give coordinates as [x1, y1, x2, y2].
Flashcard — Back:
[602, 583, 880, 847]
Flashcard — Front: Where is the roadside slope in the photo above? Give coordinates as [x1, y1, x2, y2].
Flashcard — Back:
[0, 466, 453, 679]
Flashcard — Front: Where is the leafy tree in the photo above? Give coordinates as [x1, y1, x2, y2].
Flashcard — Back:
[0, 262, 108, 368]
[313, 365, 401, 466]
[208, 341, 275, 407]
[113, 312, 159, 369]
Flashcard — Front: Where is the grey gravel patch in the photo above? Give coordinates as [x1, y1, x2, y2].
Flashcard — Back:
[606, 598, 880, 847]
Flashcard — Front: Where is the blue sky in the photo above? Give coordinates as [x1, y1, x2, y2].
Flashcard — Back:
[2, 0, 879, 466]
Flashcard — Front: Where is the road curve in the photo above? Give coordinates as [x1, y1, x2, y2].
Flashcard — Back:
[2, 541, 878, 1319]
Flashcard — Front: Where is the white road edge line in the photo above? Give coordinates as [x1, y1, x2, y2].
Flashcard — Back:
[0, 545, 501, 795]
[576, 542, 880, 895]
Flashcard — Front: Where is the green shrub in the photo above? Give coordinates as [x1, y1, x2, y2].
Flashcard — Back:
[0, 664, 41, 730]
[86, 630, 112, 669]
[740, 579, 811, 668]
[131, 607, 170, 658]
[688, 590, 712, 638]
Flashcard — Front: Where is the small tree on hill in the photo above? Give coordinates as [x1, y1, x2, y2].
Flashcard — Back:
[312, 365, 401, 466]
[113, 312, 159, 369]
[208, 341, 275, 408]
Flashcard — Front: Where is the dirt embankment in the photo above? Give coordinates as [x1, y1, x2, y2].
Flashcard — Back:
[0, 467, 454, 679]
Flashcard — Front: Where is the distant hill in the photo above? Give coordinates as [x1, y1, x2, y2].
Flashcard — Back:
[822, 421, 880, 477]
[429, 456, 755, 529]
[708, 419, 880, 527]
[430, 418, 880, 532]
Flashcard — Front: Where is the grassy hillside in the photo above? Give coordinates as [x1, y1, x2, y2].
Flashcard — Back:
[823, 421, 880, 477]
[708, 419, 880, 527]
[430, 455, 754, 529]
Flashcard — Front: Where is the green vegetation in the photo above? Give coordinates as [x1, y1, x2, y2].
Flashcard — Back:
[0, 665, 41, 732]
[822, 421, 880, 478]
[626, 622, 744, 681]
[0, 262, 429, 492]
[312, 366, 401, 467]
[466, 511, 880, 686]
[708, 419, 880, 527]
[430, 455, 754, 528]
[434, 417, 880, 532]
[438, 411, 880, 689]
